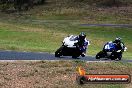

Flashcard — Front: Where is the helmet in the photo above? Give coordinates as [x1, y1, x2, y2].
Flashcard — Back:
[79, 32, 86, 40]
[115, 37, 121, 44]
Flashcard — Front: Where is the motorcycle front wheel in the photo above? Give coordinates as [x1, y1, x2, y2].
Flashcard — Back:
[96, 51, 105, 59]
[110, 52, 117, 60]
[55, 46, 64, 57]
[117, 52, 122, 60]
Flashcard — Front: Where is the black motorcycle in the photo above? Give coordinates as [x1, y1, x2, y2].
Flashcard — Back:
[96, 42, 125, 60]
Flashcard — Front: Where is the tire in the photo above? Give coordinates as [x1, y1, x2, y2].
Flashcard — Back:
[110, 52, 116, 60]
[117, 53, 122, 60]
[55, 46, 64, 57]
[96, 51, 104, 59]
[96, 54, 100, 59]
[118, 57, 122, 60]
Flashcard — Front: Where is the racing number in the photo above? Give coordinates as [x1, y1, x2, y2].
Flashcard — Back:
[105, 45, 110, 49]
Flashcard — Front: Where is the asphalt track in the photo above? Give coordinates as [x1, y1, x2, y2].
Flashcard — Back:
[0, 50, 132, 62]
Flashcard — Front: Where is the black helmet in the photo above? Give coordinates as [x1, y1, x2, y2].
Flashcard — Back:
[115, 37, 121, 43]
[79, 32, 86, 40]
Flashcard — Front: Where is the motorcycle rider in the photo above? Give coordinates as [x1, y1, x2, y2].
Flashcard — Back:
[112, 37, 126, 52]
[74, 32, 90, 57]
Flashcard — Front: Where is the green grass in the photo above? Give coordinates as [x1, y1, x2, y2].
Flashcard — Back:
[0, 19, 131, 59]
[0, 22, 65, 53]
[0, 2, 132, 59]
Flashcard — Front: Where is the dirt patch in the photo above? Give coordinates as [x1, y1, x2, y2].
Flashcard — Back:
[0, 61, 131, 88]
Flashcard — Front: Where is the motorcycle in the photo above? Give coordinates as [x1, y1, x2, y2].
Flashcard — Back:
[55, 35, 88, 58]
[96, 41, 127, 60]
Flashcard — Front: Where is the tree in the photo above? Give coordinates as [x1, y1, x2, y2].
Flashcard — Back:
[14, 0, 34, 11]
[100, 0, 120, 7]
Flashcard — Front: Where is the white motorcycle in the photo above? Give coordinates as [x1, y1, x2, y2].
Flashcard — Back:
[55, 35, 88, 58]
